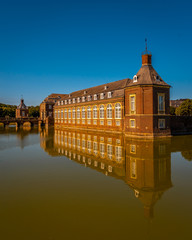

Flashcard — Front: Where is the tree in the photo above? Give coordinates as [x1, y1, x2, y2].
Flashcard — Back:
[179, 99, 192, 116]
[28, 106, 40, 117]
[170, 106, 176, 115]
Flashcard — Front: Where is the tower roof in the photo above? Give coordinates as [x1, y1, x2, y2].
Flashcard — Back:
[17, 98, 27, 109]
[129, 65, 170, 87]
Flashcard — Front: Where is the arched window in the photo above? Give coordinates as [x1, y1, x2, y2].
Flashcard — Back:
[115, 103, 121, 119]
[72, 108, 76, 119]
[82, 107, 85, 119]
[93, 106, 97, 119]
[99, 105, 104, 119]
[107, 104, 112, 119]
[64, 109, 67, 119]
[87, 106, 91, 119]
[68, 109, 71, 119]
[77, 108, 80, 119]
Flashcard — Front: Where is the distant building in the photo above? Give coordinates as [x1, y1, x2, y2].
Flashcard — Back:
[54, 47, 171, 137]
[16, 98, 28, 118]
[40, 94, 67, 121]
[170, 99, 188, 108]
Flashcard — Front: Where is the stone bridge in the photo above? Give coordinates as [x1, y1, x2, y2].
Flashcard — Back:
[0, 117, 40, 128]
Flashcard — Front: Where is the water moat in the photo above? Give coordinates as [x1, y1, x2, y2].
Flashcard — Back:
[0, 127, 192, 240]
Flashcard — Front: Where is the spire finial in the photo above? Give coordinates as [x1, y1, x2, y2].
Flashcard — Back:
[145, 38, 148, 52]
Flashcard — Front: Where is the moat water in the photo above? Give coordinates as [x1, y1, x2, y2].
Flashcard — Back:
[0, 127, 192, 240]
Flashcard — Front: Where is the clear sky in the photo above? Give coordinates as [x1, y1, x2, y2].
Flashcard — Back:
[0, 0, 192, 106]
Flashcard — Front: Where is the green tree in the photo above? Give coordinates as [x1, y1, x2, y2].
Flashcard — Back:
[170, 106, 176, 115]
[179, 99, 192, 116]
[28, 106, 40, 117]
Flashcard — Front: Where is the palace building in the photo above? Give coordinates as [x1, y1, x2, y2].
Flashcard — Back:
[53, 48, 171, 138]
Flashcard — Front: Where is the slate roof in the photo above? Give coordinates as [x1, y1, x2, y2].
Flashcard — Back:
[128, 65, 170, 87]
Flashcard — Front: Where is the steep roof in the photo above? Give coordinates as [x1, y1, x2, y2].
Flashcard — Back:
[128, 65, 170, 87]
[60, 78, 131, 100]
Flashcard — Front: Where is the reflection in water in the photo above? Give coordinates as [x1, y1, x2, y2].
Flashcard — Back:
[40, 128, 174, 219]
[0, 127, 192, 239]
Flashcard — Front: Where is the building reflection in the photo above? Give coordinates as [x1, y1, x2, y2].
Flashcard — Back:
[40, 128, 174, 219]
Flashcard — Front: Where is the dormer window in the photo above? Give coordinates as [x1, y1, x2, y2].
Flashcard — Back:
[58, 101, 60, 106]
[69, 94, 71, 97]
[84, 90, 87, 94]
[69, 99, 71, 104]
[65, 100, 67, 105]
[88, 95, 91, 101]
[156, 75, 160, 81]
[94, 94, 97, 100]
[100, 93, 104, 99]
[73, 98, 76, 103]
[77, 97, 80, 103]
[108, 92, 112, 98]
[61, 101, 63, 105]
[133, 75, 138, 83]
[82, 96, 85, 102]
[104, 86, 108, 90]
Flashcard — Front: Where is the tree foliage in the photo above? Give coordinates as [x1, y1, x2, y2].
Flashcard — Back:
[0, 103, 17, 117]
[28, 106, 40, 117]
[177, 99, 192, 116]
[170, 106, 176, 115]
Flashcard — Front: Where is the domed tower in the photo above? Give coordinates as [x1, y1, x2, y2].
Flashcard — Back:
[124, 40, 171, 137]
[16, 98, 29, 118]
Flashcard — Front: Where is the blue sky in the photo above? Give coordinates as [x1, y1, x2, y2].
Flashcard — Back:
[0, 0, 192, 106]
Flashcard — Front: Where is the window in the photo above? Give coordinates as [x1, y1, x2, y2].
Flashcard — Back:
[77, 108, 80, 119]
[58, 101, 60, 106]
[49, 105, 52, 109]
[87, 106, 91, 119]
[58, 111, 60, 119]
[107, 104, 112, 119]
[159, 119, 165, 129]
[94, 94, 97, 100]
[55, 111, 57, 119]
[61, 110, 63, 119]
[82, 97, 85, 102]
[72, 108, 76, 119]
[73, 98, 76, 103]
[104, 86, 107, 90]
[130, 158, 137, 179]
[99, 105, 104, 119]
[115, 103, 121, 119]
[84, 90, 87, 94]
[130, 144, 136, 153]
[93, 106, 97, 119]
[108, 92, 112, 98]
[100, 93, 104, 99]
[49, 112, 52, 117]
[115, 146, 122, 162]
[65, 100, 67, 105]
[61, 101, 63, 105]
[64, 109, 67, 119]
[130, 119, 135, 128]
[69, 99, 71, 104]
[68, 109, 71, 119]
[133, 75, 137, 83]
[77, 97, 80, 103]
[158, 93, 165, 113]
[82, 107, 85, 119]
[100, 143, 105, 158]
[130, 94, 136, 114]
[107, 144, 113, 160]
[88, 95, 91, 101]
